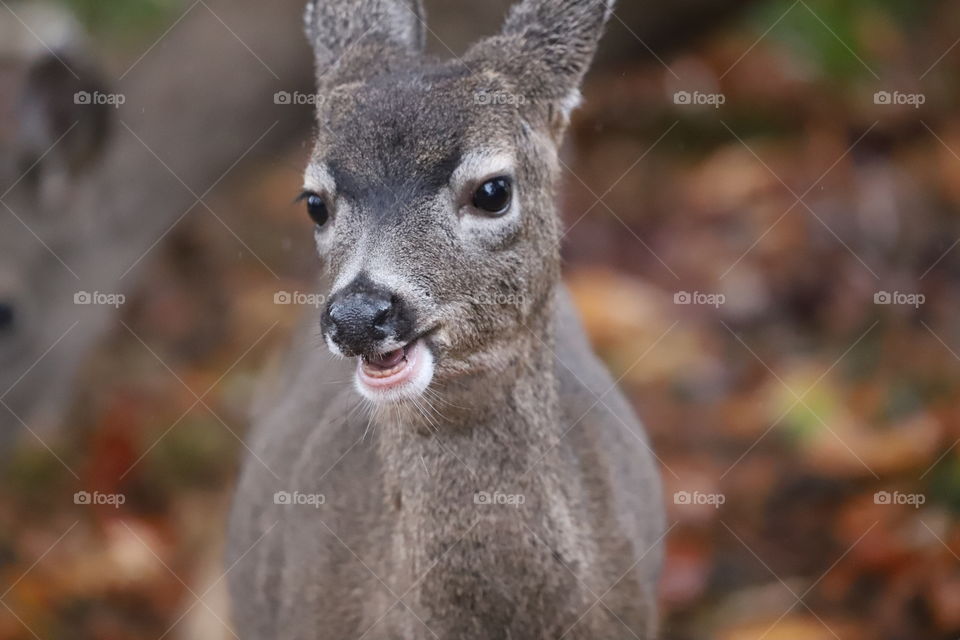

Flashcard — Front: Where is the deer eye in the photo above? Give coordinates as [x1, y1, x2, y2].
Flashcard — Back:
[472, 177, 512, 214]
[300, 192, 329, 226]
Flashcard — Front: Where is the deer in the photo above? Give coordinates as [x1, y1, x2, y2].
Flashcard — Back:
[227, 0, 665, 638]
[0, 9, 115, 449]
[0, 0, 315, 452]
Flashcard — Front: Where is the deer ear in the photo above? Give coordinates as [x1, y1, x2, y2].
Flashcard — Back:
[467, 0, 614, 133]
[17, 52, 112, 176]
[304, 0, 426, 87]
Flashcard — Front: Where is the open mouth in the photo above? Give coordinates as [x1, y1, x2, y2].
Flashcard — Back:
[360, 342, 415, 382]
[355, 338, 434, 400]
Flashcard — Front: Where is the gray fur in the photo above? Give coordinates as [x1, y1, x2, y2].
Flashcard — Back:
[0, 45, 113, 445]
[304, 0, 426, 86]
[470, 0, 615, 102]
[0, 0, 316, 447]
[228, 1, 665, 638]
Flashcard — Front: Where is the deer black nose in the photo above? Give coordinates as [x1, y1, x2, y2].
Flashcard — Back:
[323, 276, 413, 356]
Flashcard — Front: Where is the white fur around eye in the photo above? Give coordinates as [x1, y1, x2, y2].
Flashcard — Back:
[314, 225, 331, 253]
[459, 184, 522, 241]
[314, 199, 349, 256]
[452, 149, 521, 238]
[304, 163, 339, 254]
[303, 162, 336, 196]
[451, 149, 515, 195]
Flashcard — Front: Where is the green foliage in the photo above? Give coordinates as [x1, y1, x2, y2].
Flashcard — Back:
[929, 456, 960, 513]
[4, 445, 69, 500]
[53, 0, 183, 40]
[147, 414, 237, 490]
[746, 0, 931, 80]
[783, 385, 839, 443]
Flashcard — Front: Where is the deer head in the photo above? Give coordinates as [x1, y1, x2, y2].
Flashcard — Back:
[301, 0, 613, 404]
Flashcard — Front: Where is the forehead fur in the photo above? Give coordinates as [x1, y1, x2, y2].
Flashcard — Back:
[313, 62, 522, 199]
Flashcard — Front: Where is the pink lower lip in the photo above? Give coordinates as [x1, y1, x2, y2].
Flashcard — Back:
[357, 341, 423, 390]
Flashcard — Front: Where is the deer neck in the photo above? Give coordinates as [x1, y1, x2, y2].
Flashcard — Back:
[373, 290, 591, 628]
[375, 295, 564, 492]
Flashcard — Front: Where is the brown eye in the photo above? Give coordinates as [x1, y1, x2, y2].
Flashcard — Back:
[472, 177, 512, 214]
[301, 192, 329, 226]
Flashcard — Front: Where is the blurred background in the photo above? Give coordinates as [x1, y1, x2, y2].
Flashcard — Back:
[1, 0, 959, 638]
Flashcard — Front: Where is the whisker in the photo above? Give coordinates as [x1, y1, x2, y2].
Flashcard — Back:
[411, 397, 440, 432]
[423, 387, 469, 411]
[343, 396, 367, 424]
[361, 400, 376, 442]
[417, 394, 448, 427]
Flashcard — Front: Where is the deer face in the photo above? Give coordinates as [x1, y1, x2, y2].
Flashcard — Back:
[303, 0, 613, 404]
[308, 69, 562, 403]
[0, 52, 111, 432]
